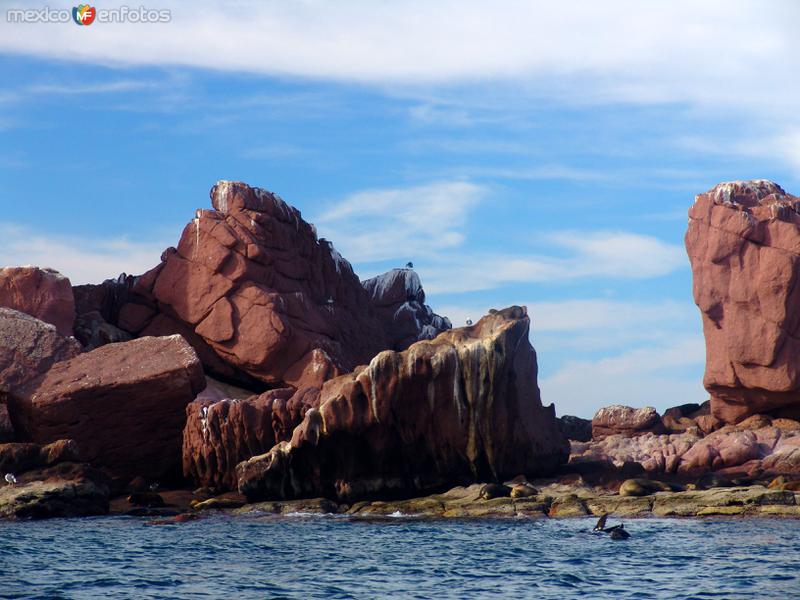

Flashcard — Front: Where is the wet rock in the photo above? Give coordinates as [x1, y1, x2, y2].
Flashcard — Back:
[7, 335, 205, 480]
[0, 267, 75, 336]
[0, 461, 110, 520]
[686, 180, 800, 423]
[651, 486, 797, 517]
[127, 491, 165, 508]
[237, 307, 569, 502]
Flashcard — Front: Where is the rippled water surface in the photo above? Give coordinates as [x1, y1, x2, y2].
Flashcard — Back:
[2, 513, 799, 599]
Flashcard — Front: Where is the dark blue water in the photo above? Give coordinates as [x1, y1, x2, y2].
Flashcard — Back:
[1, 513, 799, 599]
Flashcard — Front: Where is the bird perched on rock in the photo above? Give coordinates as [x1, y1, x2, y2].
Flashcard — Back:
[593, 514, 630, 539]
[5, 473, 18, 485]
[405, 262, 414, 269]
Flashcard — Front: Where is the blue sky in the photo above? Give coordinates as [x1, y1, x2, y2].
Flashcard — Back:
[1, 1, 799, 417]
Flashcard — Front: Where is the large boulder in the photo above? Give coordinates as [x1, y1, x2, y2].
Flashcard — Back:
[6, 335, 205, 480]
[591, 405, 664, 440]
[686, 180, 800, 423]
[0, 267, 75, 336]
[0, 308, 81, 395]
[362, 268, 451, 350]
[237, 306, 569, 502]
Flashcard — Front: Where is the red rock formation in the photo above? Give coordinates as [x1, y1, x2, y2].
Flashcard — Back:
[237, 307, 569, 502]
[686, 180, 800, 423]
[0, 267, 75, 337]
[0, 308, 81, 395]
[591, 405, 664, 440]
[570, 413, 800, 478]
[73, 183, 449, 391]
[183, 387, 313, 490]
[6, 335, 205, 480]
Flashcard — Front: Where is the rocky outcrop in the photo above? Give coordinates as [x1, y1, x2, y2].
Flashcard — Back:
[0, 267, 75, 336]
[558, 415, 592, 442]
[72, 183, 449, 391]
[7, 335, 205, 481]
[571, 413, 800, 478]
[0, 440, 110, 519]
[591, 405, 664, 440]
[686, 180, 800, 423]
[183, 386, 318, 490]
[109, 181, 394, 388]
[362, 268, 451, 350]
[237, 306, 569, 502]
[0, 308, 81, 395]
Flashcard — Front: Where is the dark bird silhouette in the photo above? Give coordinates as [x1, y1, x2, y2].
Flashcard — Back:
[593, 514, 630, 539]
[405, 262, 414, 269]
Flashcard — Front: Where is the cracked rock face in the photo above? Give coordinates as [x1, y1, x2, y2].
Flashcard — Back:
[236, 306, 569, 502]
[90, 181, 450, 391]
[686, 180, 800, 423]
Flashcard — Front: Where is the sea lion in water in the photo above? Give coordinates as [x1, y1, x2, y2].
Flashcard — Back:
[608, 524, 630, 540]
[593, 514, 630, 539]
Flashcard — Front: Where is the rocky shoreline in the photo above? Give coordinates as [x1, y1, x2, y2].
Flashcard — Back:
[4, 179, 800, 522]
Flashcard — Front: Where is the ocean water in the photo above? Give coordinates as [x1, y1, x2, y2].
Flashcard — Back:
[1, 513, 799, 599]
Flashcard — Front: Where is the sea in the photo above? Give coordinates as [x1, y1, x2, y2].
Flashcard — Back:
[1, 513, 798, 599]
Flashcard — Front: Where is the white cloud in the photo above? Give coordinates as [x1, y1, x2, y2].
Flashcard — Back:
[315, 180, 485, 263]
[420, 231, 686, 294]
[541, 336, 707, 418]
[0, 223, 169, 285]
[1, 2, 797, 113]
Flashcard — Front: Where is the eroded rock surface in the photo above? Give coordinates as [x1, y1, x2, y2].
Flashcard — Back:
[237, 307, 569, 502]
[686, 180, 800, 423]
[571, 414, 800, 478]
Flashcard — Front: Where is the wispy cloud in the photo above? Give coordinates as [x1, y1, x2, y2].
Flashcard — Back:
[541, 335, 706, 418]
[420, 231, 686, 294]
[315, 180, 485, 263]
[0, 223, 169, 285]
